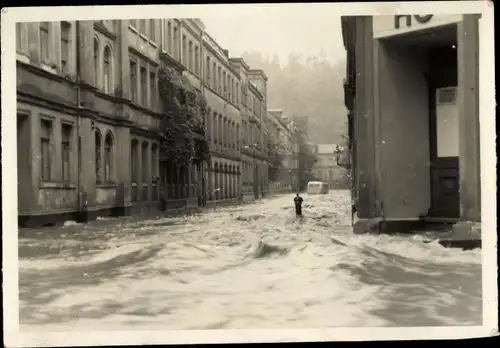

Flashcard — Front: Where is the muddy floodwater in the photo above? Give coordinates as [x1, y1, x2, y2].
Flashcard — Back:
[19, 191, 482, 330]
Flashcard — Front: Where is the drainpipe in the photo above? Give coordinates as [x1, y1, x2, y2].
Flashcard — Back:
[200, 26, 206, 206]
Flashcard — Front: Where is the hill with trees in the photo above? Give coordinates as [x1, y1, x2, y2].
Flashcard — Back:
[241, 51, 347, 145]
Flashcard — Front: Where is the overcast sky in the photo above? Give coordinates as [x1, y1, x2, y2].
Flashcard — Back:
[199, 13, 345, 67]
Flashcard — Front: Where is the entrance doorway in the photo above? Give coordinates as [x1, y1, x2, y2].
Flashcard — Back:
[17, 114, 30, 214]
[425, 43, 460, 219]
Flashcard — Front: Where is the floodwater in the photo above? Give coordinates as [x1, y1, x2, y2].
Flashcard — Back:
[18, 191, 482, 331]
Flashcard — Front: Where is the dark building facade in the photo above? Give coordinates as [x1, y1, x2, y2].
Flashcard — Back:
[342, 14, 481, 239]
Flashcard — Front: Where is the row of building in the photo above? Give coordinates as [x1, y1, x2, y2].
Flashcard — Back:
[16, 18, 298, 227]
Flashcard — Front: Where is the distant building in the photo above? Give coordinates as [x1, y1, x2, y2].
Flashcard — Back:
[342, 14, 481, 237]
[311, 144, 349, 189]
[267, 109, 299, 192]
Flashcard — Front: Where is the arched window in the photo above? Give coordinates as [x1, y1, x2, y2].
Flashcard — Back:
[103, 45, 112, 94]
[95, 129, 102, 183]
[104, 132, 113, 182]
[93, 38, 100, 88]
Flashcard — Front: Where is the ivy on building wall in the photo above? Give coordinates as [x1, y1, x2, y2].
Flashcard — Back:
[158, 66, 211, 166]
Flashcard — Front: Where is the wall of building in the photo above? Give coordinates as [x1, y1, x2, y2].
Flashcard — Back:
[16, 18, 279, 225]
[376, 41, 431, 219]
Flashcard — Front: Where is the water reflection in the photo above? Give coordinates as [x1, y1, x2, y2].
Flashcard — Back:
[19, 191, 482, 330]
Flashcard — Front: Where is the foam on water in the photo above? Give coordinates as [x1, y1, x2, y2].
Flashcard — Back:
[19, 191, 482, 329]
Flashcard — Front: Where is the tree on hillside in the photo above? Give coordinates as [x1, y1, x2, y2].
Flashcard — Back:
[241, 50, 347, 145]
[291, 115, 318, 191]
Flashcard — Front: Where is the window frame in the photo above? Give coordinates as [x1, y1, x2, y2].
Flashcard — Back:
[129, 57, 138, 103]
[104, 132, 114, 183]
[39, 22, 50, 64]
[140, 63, 148, 107]
[40, 117, 53, 182]
[103, 45, 112, 94]
[93, 37, 100, 88]
[61, 122, 73, 182]
[60, 21, 71, 74]
[149, 66, 157, 110]
[95, 129, 102, 184]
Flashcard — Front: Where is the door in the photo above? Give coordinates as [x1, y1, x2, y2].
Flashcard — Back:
[426, 46, 460, 219]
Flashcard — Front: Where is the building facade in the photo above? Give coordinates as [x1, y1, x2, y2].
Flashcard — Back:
[16, 18, 275, 227]
[342, 14, 481, 238]
[267, 109, 298, 192]
[311, 144, 349, 189]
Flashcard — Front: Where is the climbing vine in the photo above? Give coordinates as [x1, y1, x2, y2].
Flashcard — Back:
[158, 66, 211, 166]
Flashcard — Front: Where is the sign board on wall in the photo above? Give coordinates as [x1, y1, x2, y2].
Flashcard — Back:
[373, 14, 463, 39]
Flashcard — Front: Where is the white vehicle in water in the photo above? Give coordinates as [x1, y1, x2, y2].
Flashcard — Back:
[306, 181, 329, 194]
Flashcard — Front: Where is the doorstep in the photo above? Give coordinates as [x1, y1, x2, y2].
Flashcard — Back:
[356, 218, 482, 251]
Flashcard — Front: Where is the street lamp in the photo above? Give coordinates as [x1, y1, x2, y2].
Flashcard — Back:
[334, 144, 345, 167]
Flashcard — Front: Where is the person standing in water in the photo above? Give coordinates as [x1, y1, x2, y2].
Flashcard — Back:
[294, 193, 304, 217]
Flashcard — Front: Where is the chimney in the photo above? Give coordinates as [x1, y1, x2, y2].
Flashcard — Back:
[223, 49, 229, 57]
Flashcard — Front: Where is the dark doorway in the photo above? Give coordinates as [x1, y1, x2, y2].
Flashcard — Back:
[425, 44, 460, 219]
[17, 114, 30, 215]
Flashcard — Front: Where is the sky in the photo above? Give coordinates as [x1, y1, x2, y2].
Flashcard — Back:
[199, 12, 345, 68]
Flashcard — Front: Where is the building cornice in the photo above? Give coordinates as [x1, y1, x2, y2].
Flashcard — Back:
[248, 69, 268, 82]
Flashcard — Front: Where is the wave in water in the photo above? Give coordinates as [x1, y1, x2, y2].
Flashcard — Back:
[18, 192, 482, 329]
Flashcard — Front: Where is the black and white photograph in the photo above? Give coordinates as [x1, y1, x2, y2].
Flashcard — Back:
[1, 2, 497, 346]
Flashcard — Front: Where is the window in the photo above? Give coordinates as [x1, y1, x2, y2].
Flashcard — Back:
[173, 26, 178, 59]
[232, 80, 236, 104]
[60, 22, 71, 74]
[40, 22, 50, 63]
[206, 57, 211, 86]
[141, 141, 149, 200]
[151, 143, 158, 200]
[94, 38, 100, 87]
[140, 65, 147, 107]
[40, 119, 52, 181]
[130, 60, 137, 102]
[103, 45, 112, 93]
[188, 41, 193, 70]
[140, 19, 147, 36]
[182, 35, 187, 65]
[61, 123, 72, 182]
[218, 67, 221, 93]
[222, 71, 226, 96]
[212, 62, 216, 89]
[16, 23, 25, 52]
[194, 46, 199, 75]
[95, 130, 102, 183]
[130, 20, 137, 28]
[104, 132, 113, 182]
[236, 82, 239, 105]
[149, 19, 156, 42]
[150, 69, 156, 109]
[167, 22, 172, 53]
[131, 139, 138, 201]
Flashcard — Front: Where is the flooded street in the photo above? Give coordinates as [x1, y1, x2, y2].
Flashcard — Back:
[19, 191, 482, 331]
